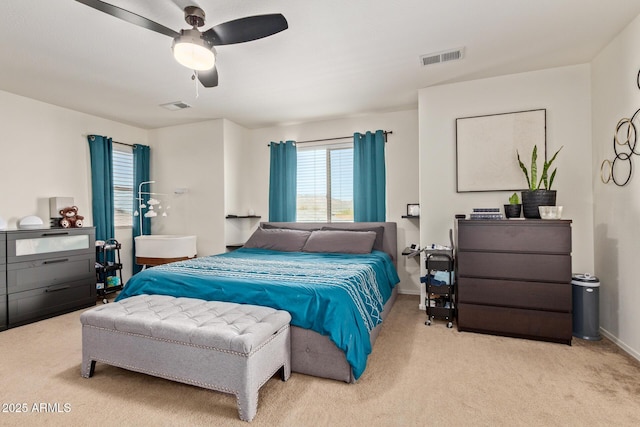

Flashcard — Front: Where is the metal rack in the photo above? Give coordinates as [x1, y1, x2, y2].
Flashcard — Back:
[421, 249, 455, 328]
[95, 238, 123, 304]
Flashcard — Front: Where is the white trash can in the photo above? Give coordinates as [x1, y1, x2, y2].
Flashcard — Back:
[572, 273, 601, 341]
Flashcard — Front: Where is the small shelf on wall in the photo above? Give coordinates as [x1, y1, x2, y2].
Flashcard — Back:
[225, 215, 261, 219]
[401, 247, 421, 257]
[225, 243, 244, 251]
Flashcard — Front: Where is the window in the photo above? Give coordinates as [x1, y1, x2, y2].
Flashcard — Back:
[297, 143, 353, 222]
[113, 146, 134, 227]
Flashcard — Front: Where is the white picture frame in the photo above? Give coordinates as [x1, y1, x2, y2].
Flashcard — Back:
[455, 109, 546, 192]
[407, 204, 420, 217]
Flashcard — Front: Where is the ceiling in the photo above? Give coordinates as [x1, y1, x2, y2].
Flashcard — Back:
[1, 0, 640, 130]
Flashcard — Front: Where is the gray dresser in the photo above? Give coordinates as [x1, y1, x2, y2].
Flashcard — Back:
[4, 227, 96, 328]
[0, 232, 6, 330]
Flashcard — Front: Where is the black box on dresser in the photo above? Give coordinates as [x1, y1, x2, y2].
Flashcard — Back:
[456, 219, 572, 345]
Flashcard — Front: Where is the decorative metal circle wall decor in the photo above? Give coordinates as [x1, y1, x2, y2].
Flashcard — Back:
[612, 153, 632, 186]
[600, 159, 612, 183]
[603, 131, 635, 186]
[614, 117, 636, 150]
[601, 75, 640, 186]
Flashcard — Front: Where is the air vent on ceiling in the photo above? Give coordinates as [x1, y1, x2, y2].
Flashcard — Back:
[419, 47, 465, 67]
[160, 101, 192, 111]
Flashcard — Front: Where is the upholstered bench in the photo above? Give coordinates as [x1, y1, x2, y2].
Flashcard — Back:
[80, 294, 291, 422]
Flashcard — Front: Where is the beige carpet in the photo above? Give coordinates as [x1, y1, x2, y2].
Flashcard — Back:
[1, 294, 639, 426]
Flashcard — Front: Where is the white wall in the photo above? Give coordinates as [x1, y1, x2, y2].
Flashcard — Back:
[0, 89, 148, 282]
[223, 119, 257, 246]
[418, 65, 595, 280]
[240, 109, 422, 295]
[148, 120, 226, 257]
[592, 14, 640, 359]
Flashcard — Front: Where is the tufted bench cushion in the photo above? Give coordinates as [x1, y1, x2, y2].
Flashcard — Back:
[80, 294, 291, 422]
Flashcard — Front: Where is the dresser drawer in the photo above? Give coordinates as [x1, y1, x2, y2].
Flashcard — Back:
[0, 233, 5, 265]
[7, 253, 95, 294]
[0, 265, 5, 329]
[6, 229, 95, 263]
[457, 303, 572, 344]
[0, 294, 6, 330]
[8, 278, 96, 327]
[457, 221, 571, 254]
[457, 251, 571, 283]
[0, 264, 6, 295]
[457, 277, 571, 312]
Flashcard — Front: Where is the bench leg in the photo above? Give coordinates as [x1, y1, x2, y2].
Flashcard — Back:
[81, 359, 96, 378]
[237, 390, 258, 422]
[279, 364, 291, 381]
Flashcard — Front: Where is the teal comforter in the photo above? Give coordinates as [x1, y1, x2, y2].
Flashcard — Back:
[116, 248, 399, 379]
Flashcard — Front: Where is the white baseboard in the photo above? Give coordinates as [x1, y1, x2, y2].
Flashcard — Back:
[600, 328, 640, 363]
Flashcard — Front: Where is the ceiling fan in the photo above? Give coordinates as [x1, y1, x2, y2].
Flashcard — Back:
[75, 0, 288, 88]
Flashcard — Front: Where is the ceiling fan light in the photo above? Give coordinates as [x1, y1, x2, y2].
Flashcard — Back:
[172, 31, 215, 71]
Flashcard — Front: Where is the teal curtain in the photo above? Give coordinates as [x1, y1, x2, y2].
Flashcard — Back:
[132, 144, 151, 275]
[88, 135, 115, 260]
[269, 140, 297, 222]
[353, 130, 386, 222]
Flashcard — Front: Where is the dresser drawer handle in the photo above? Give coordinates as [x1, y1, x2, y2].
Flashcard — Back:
[46, 285, 71, 293]
[44, 258, 69, 264]
[42, 232, 70, 236]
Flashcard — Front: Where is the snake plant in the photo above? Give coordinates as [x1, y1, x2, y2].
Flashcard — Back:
[517, 145, 563, 191]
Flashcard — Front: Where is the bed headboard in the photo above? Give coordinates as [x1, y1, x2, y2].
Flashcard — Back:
[260, 222, 398, 267]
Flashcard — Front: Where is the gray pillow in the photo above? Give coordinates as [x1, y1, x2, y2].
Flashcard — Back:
[322, 225, 385, 253]
[302, 230, 377, 254]
[244, 228, 311, 252]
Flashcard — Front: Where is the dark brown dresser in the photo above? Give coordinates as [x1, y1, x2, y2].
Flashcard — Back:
[456, 219, 572, 344]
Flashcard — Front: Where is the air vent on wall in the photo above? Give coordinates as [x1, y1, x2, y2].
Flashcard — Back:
[419, 47, 465, 67]
[160, 101, 192, 111]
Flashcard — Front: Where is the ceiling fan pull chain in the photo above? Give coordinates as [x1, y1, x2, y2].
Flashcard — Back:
[194, 71, 200, 98]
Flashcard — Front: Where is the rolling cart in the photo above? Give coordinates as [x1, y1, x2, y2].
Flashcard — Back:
[421, 249, 455, 328]
[95, 238, 123, 304]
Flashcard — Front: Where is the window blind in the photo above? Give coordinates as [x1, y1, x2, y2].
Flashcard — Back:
[113, 147, 133, 227]
[297, 145, 353, 222]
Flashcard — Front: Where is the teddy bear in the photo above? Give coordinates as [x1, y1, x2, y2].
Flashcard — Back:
[59, 206, 84, 228]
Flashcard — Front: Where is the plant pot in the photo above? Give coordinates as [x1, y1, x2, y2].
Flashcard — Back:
[504, 204, 522, 219]
[521, 190, 557, 219]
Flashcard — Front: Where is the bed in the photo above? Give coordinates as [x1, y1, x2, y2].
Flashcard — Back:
[116, 222, 399, 383]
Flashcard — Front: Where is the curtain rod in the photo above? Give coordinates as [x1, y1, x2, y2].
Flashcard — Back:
[86, 135, 145, 148]
[113, 140, 135, 148]
[267, 130, 393, 147]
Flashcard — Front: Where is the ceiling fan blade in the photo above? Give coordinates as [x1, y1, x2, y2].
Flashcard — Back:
[197, 66, 219, 88]
[203, 14, 288, 46]
[75, 0, 180, 38]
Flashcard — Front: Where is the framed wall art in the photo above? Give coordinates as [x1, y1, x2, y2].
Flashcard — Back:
[455, 109, 546, 192]
[407, 204, 420, 217]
